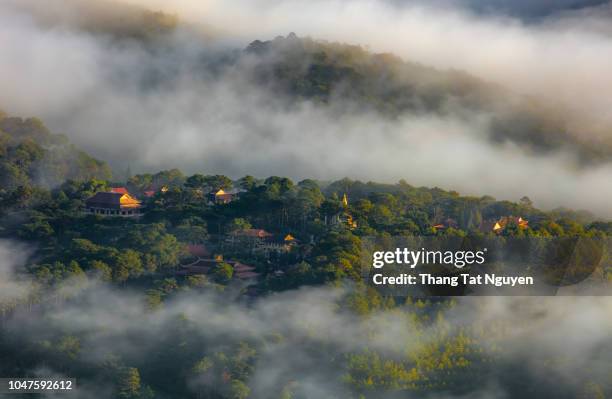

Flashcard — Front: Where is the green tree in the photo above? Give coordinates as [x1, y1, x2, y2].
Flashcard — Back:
[145, 289, 163, 311]
[56, 335, 81, 360]
[213, 262, 234, 283]
[117, 367, 141, 399]
[203, 174, 233, 190]
[113, 249, 143, 282]
[89, 260, 112, 282]
[228, 218, 252, 232]
[184, 173, 207, 189]
[230, 380, 250, 399]
[238, 175, 257, 190]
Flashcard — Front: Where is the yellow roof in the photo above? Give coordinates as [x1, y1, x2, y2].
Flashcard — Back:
[119, 193, 141, 208]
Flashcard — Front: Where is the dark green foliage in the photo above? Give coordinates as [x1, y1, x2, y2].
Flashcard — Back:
[213, 262, 234, 283]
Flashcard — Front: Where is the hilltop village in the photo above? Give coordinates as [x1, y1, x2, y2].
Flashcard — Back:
[82, 183, 361, 288]
[74, 178, 543, 292]
[0, 112, 607, 297]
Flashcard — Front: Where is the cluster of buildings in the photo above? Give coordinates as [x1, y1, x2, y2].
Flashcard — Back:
[177, 254, 261, 281]
[226, 229, 299, 254]
[84, 186, 300, 284]
[84, 186, 245, 217]
[174, 228, 301, 284]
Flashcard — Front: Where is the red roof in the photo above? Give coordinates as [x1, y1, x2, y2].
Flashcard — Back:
[111, 187, 128, 194]
[234, 229, 273, 238]
[187, 244, 210, 258]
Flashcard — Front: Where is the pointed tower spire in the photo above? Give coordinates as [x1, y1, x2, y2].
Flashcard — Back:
[342, 193, 349, 208]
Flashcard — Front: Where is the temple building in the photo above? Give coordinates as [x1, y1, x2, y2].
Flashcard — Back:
[326, 193, 358, 230]
[480, 216, 528, 234]
[227, 229, 299, 253]
[208, 189, 234, 204]
[207, 188, 244, 205]
[259, 233, 299, 253]
[177, 257, 260, 281]
[227, 228, 272, 250]
[85, 191, 142, 217]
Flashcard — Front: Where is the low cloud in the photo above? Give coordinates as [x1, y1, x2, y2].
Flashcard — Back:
[0, 241, 33, 305]
[1, 0, 612, 217]
[0, 238, 610, 398]
[117, 0, 612, 128]
[3, 280, 611, 397]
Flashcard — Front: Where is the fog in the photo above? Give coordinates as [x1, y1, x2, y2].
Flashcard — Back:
[0, 242, 32, 304]
[0, 239, 610, 398]
[1, 0, 612, 216]
[121, 0, 612, 127]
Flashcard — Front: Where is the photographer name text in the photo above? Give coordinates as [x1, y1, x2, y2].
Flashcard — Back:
[372, 273, 534, 287]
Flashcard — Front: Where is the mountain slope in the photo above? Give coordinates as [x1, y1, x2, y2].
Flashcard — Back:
[242, 34, 612, 162]
[0, 111, 112, 189]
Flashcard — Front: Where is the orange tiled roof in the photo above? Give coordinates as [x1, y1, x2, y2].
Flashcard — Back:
[110, 187, 128, 194]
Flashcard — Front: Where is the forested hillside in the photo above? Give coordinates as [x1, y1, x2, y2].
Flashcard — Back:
[242, 34, 612, 162]
[0, 111, 111, 190]
[0, 111, 609, 291]
[0, 113, 609, 397]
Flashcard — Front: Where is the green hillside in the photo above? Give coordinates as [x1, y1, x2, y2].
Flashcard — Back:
[0, 111, 112, 190]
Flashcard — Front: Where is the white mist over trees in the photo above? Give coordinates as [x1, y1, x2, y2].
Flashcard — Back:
[1, 0, 612, 217]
